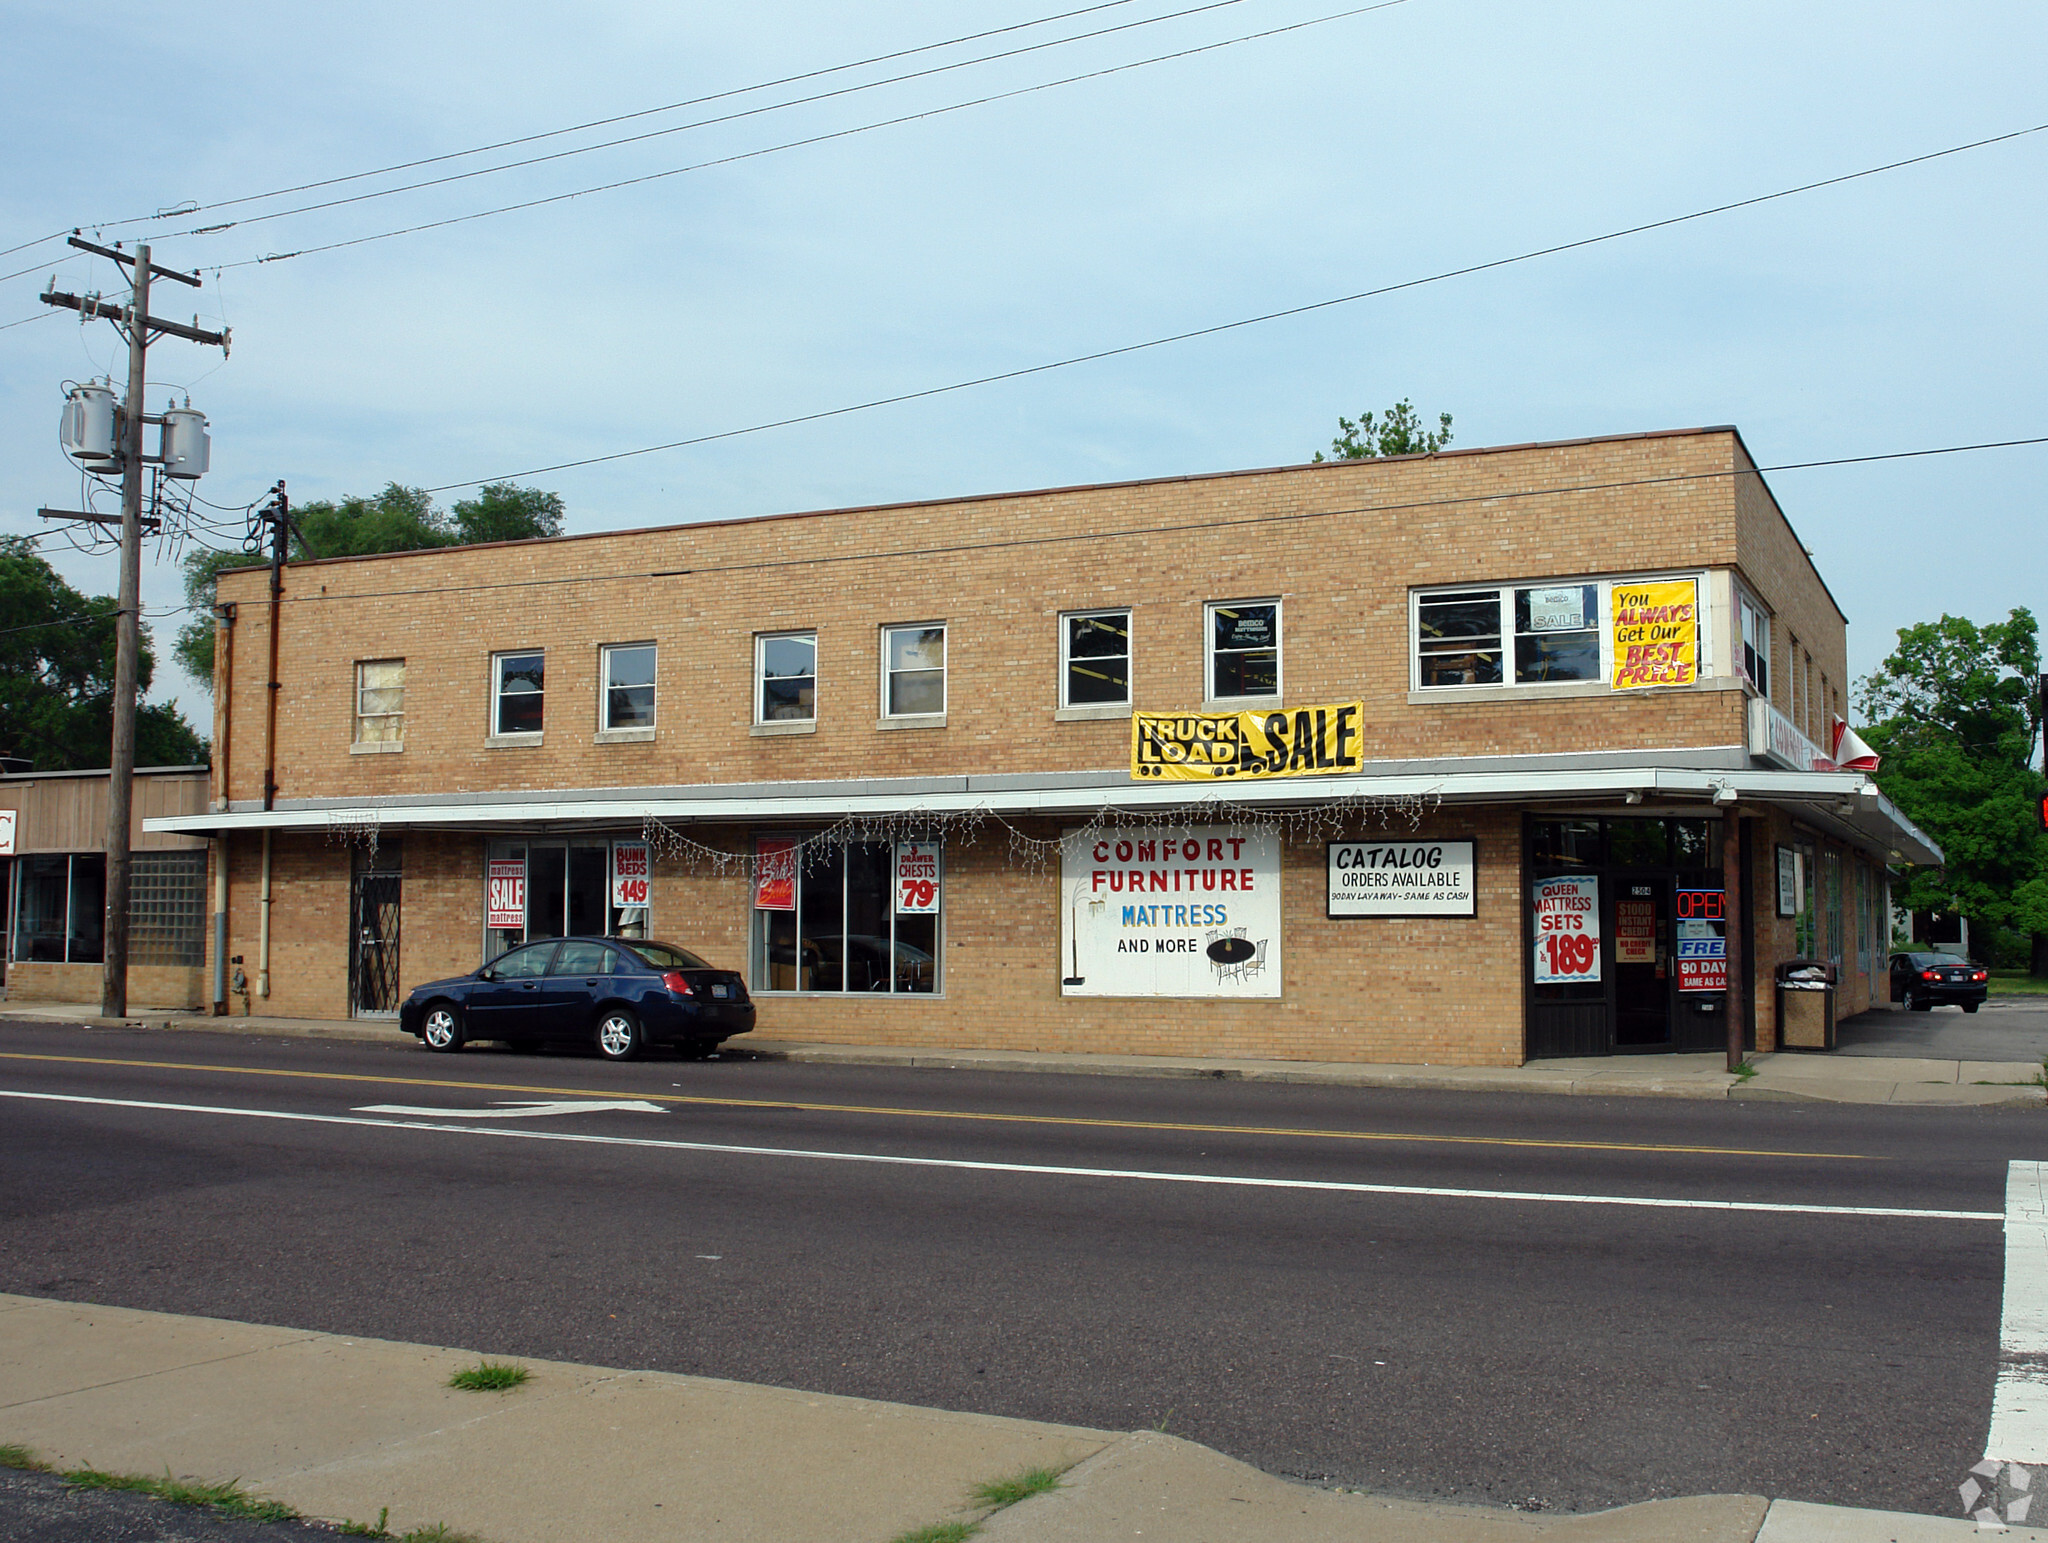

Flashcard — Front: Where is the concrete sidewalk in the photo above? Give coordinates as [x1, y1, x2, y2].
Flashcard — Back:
[0, 1294, 2028, 1543]
[1, 999, 2040, 1108]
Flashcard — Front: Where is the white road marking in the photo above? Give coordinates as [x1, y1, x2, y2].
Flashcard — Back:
[1988, 1162, 2048, 1462]
[352, 1099, 666, 1119]
[0, 1088, 2002, 1223]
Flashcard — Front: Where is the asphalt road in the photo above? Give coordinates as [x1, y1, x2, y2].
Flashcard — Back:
[1, 1018, 2041, 1522]
[1839, 998, 2048, 1060]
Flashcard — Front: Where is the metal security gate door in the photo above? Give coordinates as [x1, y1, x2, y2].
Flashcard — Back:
[350, 844, 402, 1017]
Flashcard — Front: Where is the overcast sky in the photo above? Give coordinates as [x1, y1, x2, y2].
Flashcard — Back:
[3, 0, 2043, 732]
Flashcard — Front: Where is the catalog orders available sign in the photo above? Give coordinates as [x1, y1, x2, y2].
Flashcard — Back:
[1059, 826, 1280, 997]
[1532, 875, 1601, 983]
[1326, 841, 1475, 918]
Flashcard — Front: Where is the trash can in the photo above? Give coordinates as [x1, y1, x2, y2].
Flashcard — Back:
[1775, 958, 1837, 1051]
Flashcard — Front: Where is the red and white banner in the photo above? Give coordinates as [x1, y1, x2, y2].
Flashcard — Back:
[895, 842, 940, 914]
[1532, 875, 1601, 983]
[486, 858, 526, 928]
[754, 836, 797, 911]
[1830, 717, 1882, 773]
[610, 841, 650, 909]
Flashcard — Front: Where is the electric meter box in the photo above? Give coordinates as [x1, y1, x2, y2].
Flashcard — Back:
[161, 406, 210, 480]
[60, 384, 120, 467]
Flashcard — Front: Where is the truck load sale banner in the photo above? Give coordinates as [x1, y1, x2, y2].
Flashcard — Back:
[610, 841, 650, 909]
[1132, 702, 1364, 781]
[1609, 579, 1697, 691]
[1060, 826, 1281, 997]
[486, 859, 526, 928]
[1326, 841, 1475, 918]
[1532, 875, 1601, 983]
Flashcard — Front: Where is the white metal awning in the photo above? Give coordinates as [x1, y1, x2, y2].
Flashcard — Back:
[143, 763, 1942, 866]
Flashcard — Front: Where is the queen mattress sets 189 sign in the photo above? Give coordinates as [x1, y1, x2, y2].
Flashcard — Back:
[1060, 826, 1280, 997]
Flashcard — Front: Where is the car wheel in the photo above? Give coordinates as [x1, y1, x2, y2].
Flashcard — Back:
[595, 1008, 643, 1061]
[1963, 1001, 1980, 1014]
[421, 1004, 466, 1052]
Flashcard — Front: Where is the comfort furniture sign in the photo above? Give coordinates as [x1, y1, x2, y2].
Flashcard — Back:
[1326, 841, 1475, 918]
[1132, 702, 1364, 781]
[1060, 826, 1281, 997]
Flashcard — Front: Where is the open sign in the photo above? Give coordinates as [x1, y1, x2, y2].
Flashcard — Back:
[1674, 889, 1725, 921]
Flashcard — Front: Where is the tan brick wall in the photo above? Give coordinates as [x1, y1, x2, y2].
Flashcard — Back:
[1732, 445, 1850, 742]
[210, 430, 1805, 808]
[7, 961, 206, 1010]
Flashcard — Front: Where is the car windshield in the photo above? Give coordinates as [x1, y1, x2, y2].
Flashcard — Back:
[1914, 953, 1967, 968]
[626, 941, 712, 970]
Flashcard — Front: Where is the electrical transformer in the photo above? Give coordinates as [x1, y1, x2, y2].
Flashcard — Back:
[59, 382, 121, 472]
[161, 405, 210, 480]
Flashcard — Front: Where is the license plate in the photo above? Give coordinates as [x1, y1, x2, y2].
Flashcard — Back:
[711, 984, 729, 999]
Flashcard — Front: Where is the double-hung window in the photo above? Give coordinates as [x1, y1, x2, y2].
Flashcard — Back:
[883, 624, 946, 718]
[601, 643, 656, 732]
[1738, 592, 1771, 698]
[354, 659, 404, 745]
[1414, 583, 1601, 689]
[757, 633, 817, 722]
[492, 650, 545, 737]
[1062, 610, 1130, 707]
[1207, 600, 1278, 700]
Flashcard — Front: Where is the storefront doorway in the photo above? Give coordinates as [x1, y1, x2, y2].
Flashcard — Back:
[1525, 816, 1742, 1058]
[349, 840, 402, 1018]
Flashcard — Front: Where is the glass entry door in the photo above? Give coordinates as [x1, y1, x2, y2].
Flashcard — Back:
[1611, 876, 1671, 1048]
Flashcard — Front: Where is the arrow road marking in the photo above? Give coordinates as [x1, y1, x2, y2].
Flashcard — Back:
[351, 1099, 667, 1119]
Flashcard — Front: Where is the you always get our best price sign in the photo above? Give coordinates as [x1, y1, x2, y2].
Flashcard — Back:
[1609, 579, 1697, 691]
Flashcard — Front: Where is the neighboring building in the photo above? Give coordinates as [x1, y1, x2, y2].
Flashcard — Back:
[2, 766, 213, 1008]
[146, 426, 1935, 1062]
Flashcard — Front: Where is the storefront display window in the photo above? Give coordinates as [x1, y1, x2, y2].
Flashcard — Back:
[752, 836, 940, 994]
[484, 838, 645, 957]
[10, 853, 105, 963]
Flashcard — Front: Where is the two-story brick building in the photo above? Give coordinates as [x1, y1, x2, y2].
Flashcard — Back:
[146, 425, 1936, 1063]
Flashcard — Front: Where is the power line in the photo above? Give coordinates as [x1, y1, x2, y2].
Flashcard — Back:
[146, 0, 1265, 241]
[213, 1, 1407, 270]
[101, 1, 1154, 229]
[0, 228, 71, 263]
[0, 310, 61, 333]
[237, 433, 2048, 608]
[406, 120, 2048, 496]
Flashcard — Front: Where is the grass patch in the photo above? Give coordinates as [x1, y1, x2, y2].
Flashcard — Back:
[1733, 1061, 1757, 1081]
[1990, 970, 2048, 997]
[60, 1465, 296, 1523]
[970, 1467, 1063, 1509]
[447, 1361, 529, 1392]
[0, 1443, 50, 1471]
[888, 1526, 978, 1543]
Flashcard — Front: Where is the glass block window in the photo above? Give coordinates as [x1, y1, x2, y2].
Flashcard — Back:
[130, 851, 207, 967]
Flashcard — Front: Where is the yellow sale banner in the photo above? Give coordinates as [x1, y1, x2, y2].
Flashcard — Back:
[1133, 702, 1364, 781]
[1609, 578, 1697, 690]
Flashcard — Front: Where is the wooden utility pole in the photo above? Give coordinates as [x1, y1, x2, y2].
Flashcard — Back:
[1723, 809, 1747, 1072]
[41, 236, 225, 1017]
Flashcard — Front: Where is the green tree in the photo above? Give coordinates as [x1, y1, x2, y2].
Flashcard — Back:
[1312, 399, 1454, 462]
[1858, 608, 2048, 973]
[175, 481, 564, 686]
[0, 536, 207, 771]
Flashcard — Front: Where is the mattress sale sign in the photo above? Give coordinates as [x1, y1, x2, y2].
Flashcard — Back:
[1059, 826, 1280, 997]
[1532, 875, 1601, 983]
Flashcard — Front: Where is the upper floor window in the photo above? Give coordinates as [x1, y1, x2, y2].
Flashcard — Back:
[757, 632, 817, 722]
[883, 624, 946, 718]
[354, 659, 404, 744]
[1208, 600, 1278, 699]
[1062, 610, 1130, 707]
[493, 650, 545, 736]
[1416, 584, 1599, 688]
[1738, 592, 1770, 698]
[602, 643, 656, 731]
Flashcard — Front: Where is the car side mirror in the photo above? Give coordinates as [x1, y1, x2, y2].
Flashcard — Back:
[478, 968, 496, 982]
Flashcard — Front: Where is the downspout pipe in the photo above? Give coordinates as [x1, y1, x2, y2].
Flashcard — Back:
[259, 828, 272, 1000]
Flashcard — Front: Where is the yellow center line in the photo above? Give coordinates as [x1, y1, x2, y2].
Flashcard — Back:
[0, 1050, 1877, 1160]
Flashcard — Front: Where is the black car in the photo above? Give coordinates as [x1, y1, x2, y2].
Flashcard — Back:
[1887, 951, 1989, 1013]
[399, 936, 755, 1059]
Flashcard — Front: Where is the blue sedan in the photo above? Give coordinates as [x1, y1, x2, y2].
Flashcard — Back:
[399, 936, 755, 1060]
